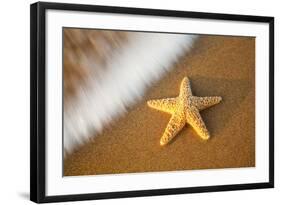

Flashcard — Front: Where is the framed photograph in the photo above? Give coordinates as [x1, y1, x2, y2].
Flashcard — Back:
[30, 1, 274, 203]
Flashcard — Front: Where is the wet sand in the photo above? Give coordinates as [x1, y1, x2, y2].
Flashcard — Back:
[64, 35, 255, 176]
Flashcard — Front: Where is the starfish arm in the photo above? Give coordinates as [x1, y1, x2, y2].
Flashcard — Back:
[147, 97, 178, 114]
[186, 108, 210, 140]
[180, 77, 193, 97]
[160, 112, 185, 146]
[192, 96, 222, 111]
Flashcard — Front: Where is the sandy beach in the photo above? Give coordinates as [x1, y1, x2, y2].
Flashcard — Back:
[64, 35, 255, 176]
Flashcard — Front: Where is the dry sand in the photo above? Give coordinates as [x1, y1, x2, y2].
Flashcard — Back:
[64, 35, 255, 176]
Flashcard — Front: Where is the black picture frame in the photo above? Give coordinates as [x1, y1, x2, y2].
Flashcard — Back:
[30, 1, 274, 203]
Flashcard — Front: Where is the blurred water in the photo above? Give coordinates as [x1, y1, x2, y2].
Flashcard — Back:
[64, 32, 197, 153]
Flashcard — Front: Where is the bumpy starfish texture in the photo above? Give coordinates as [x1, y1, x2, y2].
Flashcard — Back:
[147, 77, 222, 146]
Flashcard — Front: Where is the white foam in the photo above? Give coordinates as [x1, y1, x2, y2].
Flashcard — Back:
[64, 33, 197, 153]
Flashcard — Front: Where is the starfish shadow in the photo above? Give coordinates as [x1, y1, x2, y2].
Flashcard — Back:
[186, 76, 253, 141]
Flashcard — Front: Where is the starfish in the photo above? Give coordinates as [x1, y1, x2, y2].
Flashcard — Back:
[147, 77, 222, 146]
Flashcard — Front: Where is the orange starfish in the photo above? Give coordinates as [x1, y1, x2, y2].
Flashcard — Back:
[147, 77, 222, 146]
